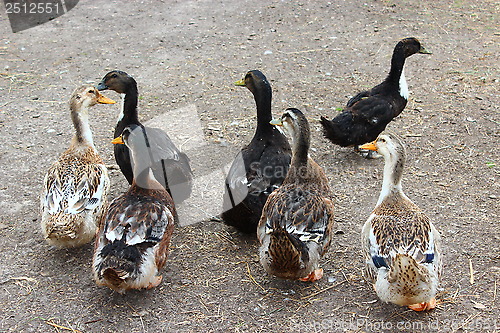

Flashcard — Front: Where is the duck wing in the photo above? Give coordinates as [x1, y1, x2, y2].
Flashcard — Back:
[262, 185, 334, 253]
[131, 126, 193, 196]
[103, 193, 175, 246]
[224, 139, 291, 209]
[346, 90, 371, 107]
[43, 160, 109, 215]
[348, 96, 395, 126]
[363, 207, 440, 279]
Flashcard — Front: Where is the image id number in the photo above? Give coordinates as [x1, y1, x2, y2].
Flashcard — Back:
[5, 1, 61, 14]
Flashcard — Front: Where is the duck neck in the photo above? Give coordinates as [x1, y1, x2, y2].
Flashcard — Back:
[133, 168, 157, 190]
[116, 84, 140, 136]
[288, 128, 310, 181]
[377, 153, 405, 205]
[387, 42, 409, 99]
[254, 84, 273, 133]
[134, 165, 153, 189]
[71, 103, 94, 147]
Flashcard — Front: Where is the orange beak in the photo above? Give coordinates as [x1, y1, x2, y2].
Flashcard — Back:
[359, 140, 377, 151]
[96, 91, 116, 104]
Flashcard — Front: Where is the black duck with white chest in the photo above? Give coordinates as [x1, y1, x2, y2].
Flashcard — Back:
[97, 70, 193, 204]
[320, 37, 431, 156]
[222, 70, 292, 234]
[257, 108, 335, 282]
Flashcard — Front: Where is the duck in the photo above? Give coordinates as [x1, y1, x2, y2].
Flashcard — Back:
[93, 124, 176, 293]
[40, 85, 115, 248]
[257, 108, 335, 281]
[320, 37, 431, 157]
[359, 132, 442, 311]
[97, 70, 193, 204]
[222, 70, 292, 234]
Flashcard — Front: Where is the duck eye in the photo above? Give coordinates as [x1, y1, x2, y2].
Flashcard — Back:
[88, 89, 95, 94]
[111, 73, 118, 78]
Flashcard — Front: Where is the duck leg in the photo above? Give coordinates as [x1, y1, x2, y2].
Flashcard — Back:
[299, 268, 324, 282]
[147, 275, 163, 289]
[408, 298, 437, 311]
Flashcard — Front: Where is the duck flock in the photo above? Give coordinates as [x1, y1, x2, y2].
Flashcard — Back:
[40, 37, 441, 312]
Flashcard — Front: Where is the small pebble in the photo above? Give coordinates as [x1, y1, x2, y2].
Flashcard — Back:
[132, 310, 149, 317]
[40, 270, 52, 277]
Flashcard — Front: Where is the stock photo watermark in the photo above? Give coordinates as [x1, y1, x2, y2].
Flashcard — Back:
[293, 317, 500, 332]
[3, 0, 79, 32]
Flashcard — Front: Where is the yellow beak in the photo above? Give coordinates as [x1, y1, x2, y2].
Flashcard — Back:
[111, 135, 124, 145]
[234, 78, 245, 86]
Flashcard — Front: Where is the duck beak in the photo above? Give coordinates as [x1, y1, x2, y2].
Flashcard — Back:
[359, 140, 377, 151]
[234, 78, 246, 86]
[96, 91, 116, 104]
[96, 80, 108, 91]
[270, 118, 283, 126]
[419, 46, 432, 55]
[111, 135, 124, 145]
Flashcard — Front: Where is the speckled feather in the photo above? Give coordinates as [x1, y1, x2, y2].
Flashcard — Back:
[93, 184, 176, 293]
[40, 85, 112, 248]
[263, 182, 334, 251]
[93, 124, 177, 293]
[258, 108, 334, 281]
[43, 147, 108, 215]
[363, 196, 438, 282]
[360, 132, 442, 309]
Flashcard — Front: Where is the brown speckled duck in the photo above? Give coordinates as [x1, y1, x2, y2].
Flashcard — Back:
[257, 108, 334, 281]
[40, 85, 115, 248]
[93, 124, 176, 293]
[359, 133, 442, 311]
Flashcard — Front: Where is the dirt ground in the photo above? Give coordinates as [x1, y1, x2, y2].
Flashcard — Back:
[0, 0, 499, 332]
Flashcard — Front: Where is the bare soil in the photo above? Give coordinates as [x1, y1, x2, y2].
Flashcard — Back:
[0, 0, 499, 332]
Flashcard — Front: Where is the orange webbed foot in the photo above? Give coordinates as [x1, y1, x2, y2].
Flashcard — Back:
[146, 275, 163, 289]
[299, 268, 324, 282]
[408, 298, 437, 311]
